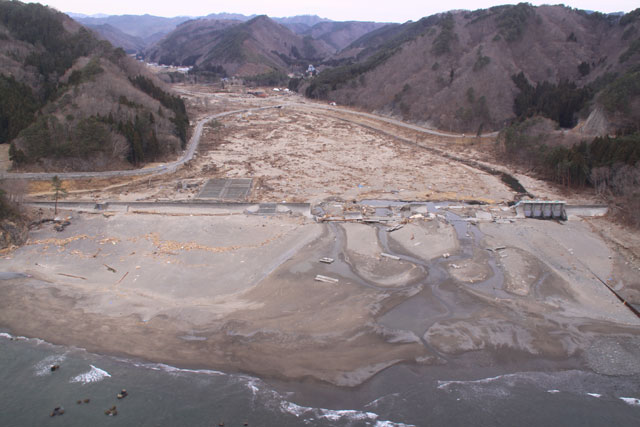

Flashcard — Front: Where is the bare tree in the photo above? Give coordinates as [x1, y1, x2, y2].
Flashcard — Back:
[0, 179, 27, 206]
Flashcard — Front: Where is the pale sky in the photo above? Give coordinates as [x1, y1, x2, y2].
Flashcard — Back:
[35, 0, 638, 23]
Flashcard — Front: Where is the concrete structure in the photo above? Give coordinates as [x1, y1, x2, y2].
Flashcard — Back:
[515, 201, 609, 220]
[198, 178, 253, 201]
[565, 205, 609, 219]
[25, 201, 312, 217]
[515, 200, 567, 220]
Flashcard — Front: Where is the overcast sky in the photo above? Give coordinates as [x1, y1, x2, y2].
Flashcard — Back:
[36, 1, 638, 23]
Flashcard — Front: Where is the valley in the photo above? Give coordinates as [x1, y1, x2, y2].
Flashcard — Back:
[1, 2, 640, 425]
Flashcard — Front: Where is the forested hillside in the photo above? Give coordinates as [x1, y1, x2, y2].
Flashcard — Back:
[0, 1, 188, 171]
[304, 4, 640, 136]
[299, 4, 640, 224]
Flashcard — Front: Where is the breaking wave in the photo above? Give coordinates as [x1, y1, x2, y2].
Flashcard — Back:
[71, 365, 112, 384]
[620, 397, 640, 407]
[119, 359, 225, 377]
[33, 354, 67, 376]
[280, 400, 414, 426]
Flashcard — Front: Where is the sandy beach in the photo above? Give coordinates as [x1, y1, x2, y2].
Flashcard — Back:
[2, 202, 640, 386]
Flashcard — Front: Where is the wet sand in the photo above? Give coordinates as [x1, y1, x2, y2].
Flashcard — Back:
[2, 205, 640, 387]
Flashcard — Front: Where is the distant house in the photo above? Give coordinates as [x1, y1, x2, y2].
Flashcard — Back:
[307, 64, 316, 76]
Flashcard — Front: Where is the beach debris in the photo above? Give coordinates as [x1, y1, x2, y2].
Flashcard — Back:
[381, 252, 400, 261]
[410, 214, 424, 219]
[494, 246, 506, 251]
[54, 220, 71, 232]
[83, 398, 90, 404]
[50, 406, 64, 417]
[117, 389, 128, 399]
[494, 219, 514, 224]
[442, 253, 451, 259]
[386, 224, 404, 232]
[105, 405, 117, 416]
[315, 275, 339, 284]
[319, 257, 334, 264]
[30, 218, 72, 232]
[450, 264, 461, 269]
[92, 248, 101, 258]
[115, 272, 129, 285]
[29, 218, 54, 228]
[104, 264, 117, 273]
[58, 273, 87, 280]
[50, 364, 60, 372]
[475, 211, 493, 221]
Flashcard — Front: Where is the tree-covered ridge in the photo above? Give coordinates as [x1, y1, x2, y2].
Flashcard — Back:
[511, 72, 592, 128]
[0, 1, 189, 171]
[305, 15, 442, 99]
[495, 2, 535, 42]
[0, 2, 101, 93]
[0, 74, 38, 143]
[129, 75, 189, 146]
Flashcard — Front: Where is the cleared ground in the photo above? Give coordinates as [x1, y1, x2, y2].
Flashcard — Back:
[41, 86, 593, 205]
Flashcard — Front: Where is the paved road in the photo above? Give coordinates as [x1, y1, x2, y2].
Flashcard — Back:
[289, 102, 499, 139]
[1, 93, 496, 181]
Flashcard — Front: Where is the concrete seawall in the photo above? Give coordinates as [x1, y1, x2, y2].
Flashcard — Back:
[565, 205, 609, 219]
[25, 201, 312, 217]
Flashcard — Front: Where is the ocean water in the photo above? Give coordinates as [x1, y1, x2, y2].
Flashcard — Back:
[1, 332, 639, 426]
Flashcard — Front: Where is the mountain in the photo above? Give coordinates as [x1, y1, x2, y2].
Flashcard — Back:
[145, 16, 331, 77]
[275, 15, 329, 27]
[86, 23, 146, 54]
[302, 21, 388, 52]
[0, 1, 189, 171]
[72, 13, 334, 53]
[305, 5, 640, 134]
[205, 12, 254, 21]
[66, 12, 111, 19]
[73, 14, 192, 47]
[274, 14, 331, 33]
